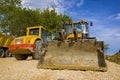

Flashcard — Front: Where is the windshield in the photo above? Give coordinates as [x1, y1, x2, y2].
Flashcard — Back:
[29, 28, 39, 35]
[66, 24, 73, 34]
[74, 23, 83, 32]
[41, 28, 47, 42]
[65, 23, 85, 34]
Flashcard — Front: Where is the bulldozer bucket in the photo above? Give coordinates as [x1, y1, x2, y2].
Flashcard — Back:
[37, 39, 107, 72]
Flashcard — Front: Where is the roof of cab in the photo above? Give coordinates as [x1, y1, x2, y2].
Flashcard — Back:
[27, 26, 45, 30]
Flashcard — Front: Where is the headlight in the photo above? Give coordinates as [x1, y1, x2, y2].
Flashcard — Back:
[14, 38, 23, 44]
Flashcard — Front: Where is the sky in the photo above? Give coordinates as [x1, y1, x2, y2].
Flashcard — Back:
[22, 0, 120, 54]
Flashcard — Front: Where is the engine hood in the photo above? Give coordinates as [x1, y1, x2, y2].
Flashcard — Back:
[12, 35, 41, 45]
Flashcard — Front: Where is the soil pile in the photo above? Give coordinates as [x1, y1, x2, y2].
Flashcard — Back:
[106, 50, 120, 64]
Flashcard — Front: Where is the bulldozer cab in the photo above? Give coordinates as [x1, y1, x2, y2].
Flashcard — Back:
[64, 20, 89, 41]
[65, 21, 88, 34]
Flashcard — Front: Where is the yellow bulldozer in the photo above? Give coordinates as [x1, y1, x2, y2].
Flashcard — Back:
[37, 20, 107, 71]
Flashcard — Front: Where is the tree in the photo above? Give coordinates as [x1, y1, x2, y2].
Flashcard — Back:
[40, 8, 72, 36]
[0, 0, 42, 36]
[9, 8, 42, 36]
[0, 0, 72, 37]
[0, 0, 22, 35]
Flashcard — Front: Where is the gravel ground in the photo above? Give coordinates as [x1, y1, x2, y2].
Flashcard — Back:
[0, 57, 120, 80]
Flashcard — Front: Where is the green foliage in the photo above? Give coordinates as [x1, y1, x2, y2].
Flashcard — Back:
[9, 8, 42, 36]
[40, 8, 72, 35]
[0, 0, 22, 35]
[0, 0, 72, 36]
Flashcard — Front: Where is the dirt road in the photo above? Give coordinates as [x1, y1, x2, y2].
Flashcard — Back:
[0, 57, 120, 80]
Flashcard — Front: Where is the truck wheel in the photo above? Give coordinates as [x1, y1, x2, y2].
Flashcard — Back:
[4, 49, 9, 57]
[8, 53, 13, 57]
[5, 50, 13, 57]
[32, 40, 42, 60]
[5, 49, 13, 57]
[0, 49, 5, 58]
[15, 54, 28, 60]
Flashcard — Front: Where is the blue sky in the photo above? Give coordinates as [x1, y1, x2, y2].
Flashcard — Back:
[22, 0, 120, 54]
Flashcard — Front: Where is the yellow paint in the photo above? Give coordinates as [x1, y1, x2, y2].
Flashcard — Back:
[0, 33, 14, 47]
[66, 33, 82, 40]
[11, 26, 46, 45]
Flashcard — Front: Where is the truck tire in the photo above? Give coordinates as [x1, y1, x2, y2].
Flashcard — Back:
[8, 53, 13, 57]
[4, 49, 9, 57]
[0, 49, 5, 58]
[15, 54, 28, 60]
[32, 40, 42, 60]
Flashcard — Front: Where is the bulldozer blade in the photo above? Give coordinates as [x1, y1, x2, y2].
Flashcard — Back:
[37, 39, 107, 72]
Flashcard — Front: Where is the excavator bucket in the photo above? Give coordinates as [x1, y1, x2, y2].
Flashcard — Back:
[37, 39, 107, 72]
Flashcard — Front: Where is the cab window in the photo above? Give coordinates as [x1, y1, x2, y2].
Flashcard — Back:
[41, 28, 47, 42]
[29, 28, 39, 35]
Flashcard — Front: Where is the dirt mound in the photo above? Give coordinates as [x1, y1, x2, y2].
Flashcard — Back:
[106, 50, 120, 64]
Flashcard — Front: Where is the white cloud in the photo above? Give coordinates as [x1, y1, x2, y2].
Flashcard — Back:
[90, 24, 120, 54]
[108, 13, 120, 20]
[115, 13, 120, 20]
[101, 14, 120, 54]
[21, 0, 84, 13]
[91, 24, 120, 41]
[76, 0, 84, 7]
[22, 0, 56, 9]
[21, 0, 66, 13]
[99, 29, 120, 40]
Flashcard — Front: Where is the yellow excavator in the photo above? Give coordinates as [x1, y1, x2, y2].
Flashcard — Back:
[37, 20, 107, 72]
